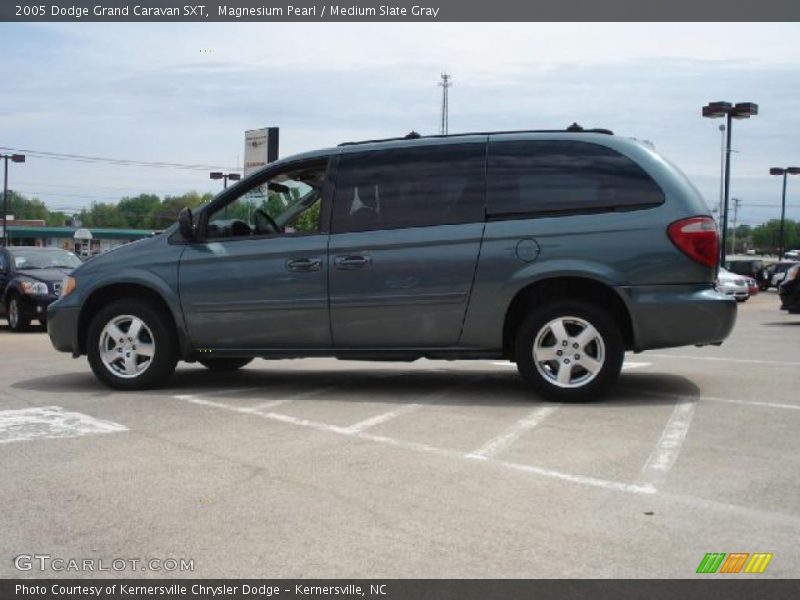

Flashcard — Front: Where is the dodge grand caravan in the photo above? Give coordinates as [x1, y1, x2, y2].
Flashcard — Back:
[47, 127, 736, 401]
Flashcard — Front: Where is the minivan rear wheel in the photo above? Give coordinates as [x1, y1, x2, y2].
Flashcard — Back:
[514, 301, 624, 402]
[87, 299, 178, 390]
[198, 357, 253, 372]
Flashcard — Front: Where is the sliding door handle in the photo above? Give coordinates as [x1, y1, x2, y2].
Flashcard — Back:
[286, 258, 322, 272]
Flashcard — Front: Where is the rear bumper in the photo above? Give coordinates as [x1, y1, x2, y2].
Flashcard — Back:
[624, 284, 737, 351]
[47, 303, 81, 355]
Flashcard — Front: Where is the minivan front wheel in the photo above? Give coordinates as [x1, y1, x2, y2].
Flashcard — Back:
[87, 300, 178, 390]
[515, 301, 624, 402]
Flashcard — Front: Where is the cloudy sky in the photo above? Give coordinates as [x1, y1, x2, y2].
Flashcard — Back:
[2, 22, 800, 225]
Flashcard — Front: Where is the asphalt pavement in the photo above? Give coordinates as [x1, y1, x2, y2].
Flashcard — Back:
[1, 290, 798, 578]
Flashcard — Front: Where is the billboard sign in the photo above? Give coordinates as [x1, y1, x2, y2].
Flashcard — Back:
[244, 127, 279, 176]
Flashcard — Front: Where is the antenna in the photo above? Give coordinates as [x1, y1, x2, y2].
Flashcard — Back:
[438, 73, 452, 135]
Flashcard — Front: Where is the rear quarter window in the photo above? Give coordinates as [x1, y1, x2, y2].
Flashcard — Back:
[487, 140, 665, 217]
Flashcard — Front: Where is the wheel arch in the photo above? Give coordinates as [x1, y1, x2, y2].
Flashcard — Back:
[77, 281, 190, 357]
[502, 276, 635, 359]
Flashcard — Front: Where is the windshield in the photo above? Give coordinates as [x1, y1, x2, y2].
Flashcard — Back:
[11, 248, 82, 270]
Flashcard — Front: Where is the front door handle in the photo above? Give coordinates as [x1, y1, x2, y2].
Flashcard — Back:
[334, 255, 371, 270]
[286, 258, 322, 272]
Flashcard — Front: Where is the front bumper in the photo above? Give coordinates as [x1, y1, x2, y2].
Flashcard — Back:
[47, 302, 81, 355]
[625, 284, 737, 351]
[16, 293, 58, 320]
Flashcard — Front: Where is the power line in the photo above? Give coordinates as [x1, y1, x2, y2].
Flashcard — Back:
[0, 146, 238, 172]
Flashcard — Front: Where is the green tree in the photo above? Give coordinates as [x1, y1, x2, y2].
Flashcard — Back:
[117, 194, 161, 228]
[146, 191, 211, 229]
[751, 219, 799, 254]
[3, 190, 50, 221]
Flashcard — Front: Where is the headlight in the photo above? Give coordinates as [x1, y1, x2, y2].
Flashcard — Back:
[20, 281, 49, 295]
[61, 276, 76, 297]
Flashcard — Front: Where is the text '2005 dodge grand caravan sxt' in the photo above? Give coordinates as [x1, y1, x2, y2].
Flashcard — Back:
[47, 127, 736, 401]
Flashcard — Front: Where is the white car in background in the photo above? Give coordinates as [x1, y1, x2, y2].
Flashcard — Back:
[716, 268, 750, 302]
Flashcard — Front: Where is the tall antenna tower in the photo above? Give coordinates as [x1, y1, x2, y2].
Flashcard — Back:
[438, 72, 452, 135]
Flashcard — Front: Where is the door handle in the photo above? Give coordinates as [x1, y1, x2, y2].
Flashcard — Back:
[286, 258, 322, 272]
[334, 255, 371, 270]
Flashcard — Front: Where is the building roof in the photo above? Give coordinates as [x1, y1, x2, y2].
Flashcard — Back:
[7, 226, 157, 240]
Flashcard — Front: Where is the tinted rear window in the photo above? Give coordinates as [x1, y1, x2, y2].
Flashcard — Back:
[487, 140, 665, 217]
[332, 143, 485, 233]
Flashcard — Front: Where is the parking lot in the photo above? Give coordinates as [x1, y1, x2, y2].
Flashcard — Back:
[1, 290, 799, 578]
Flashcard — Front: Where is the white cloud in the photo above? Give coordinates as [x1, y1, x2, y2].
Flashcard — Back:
[2, 22, 800, 224]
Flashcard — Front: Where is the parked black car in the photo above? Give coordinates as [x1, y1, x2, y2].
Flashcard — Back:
[0, 246, 82, 331]
[779, 264, 800, 314]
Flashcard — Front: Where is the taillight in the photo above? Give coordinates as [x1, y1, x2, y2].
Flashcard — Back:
[667, 216, 719, 269]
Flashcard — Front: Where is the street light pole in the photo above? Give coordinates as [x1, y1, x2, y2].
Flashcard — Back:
[718, 124, 726, 233]
[209, 171, 241, 189]
[702, 101, 758, 267]
[721, 111, 733, 259]
[769, 166, 800, 259]
[1, 153, 26, 246]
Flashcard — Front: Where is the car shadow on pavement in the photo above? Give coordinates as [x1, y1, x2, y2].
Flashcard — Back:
[761, 320, 800, 326]
[0, 323, 47, 334]
[12, 366, 696, 408]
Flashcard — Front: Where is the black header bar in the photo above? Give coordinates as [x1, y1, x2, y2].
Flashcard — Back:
[3, 0, 800, 22]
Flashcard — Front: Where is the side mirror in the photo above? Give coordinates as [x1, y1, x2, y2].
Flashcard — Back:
[178, 207, 196, 241]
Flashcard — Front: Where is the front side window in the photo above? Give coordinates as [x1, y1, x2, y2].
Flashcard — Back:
[487, 140, 665, 217]
[332, 143, 485, 233]
[204, 160, 327, 239]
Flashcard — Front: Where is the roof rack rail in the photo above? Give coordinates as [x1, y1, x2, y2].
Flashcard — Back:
[338, 124, 614, 147]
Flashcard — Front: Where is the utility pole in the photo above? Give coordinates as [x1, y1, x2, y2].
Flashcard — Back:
[730, 197, 742, 255]
[438, 73, 451, 135]
[1, 153, 26, 246]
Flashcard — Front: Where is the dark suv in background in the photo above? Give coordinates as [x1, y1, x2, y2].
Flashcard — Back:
[47, 127, 736, 401]
[1, 246, 82, 332]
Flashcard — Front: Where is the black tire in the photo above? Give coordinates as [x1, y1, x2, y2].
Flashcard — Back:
[514, 300, 624, 402]
[7, 295, 30, 332]
[198, 357, 253, 372]
[87, 299, 178, 390]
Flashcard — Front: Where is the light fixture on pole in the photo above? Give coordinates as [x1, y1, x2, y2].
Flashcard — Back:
[1, 153, 26, 246]
[769, 167, 800, 258]
[209, 171, 241, 189]
[701, 101, 758, 264]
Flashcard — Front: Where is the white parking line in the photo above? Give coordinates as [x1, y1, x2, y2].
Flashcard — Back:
[0, 406, 127, 444]
[248, 386, 340, 413]
[341, 379, 479, 434]
[644, 353, 800, 367]
[491, 361, 651, 370]
[622, 361, 651, 370]
[465, 405, 559, 460]
[620, 388, 800, 411]
[342, 403, 425, 434]
[170, 392, 655, 496]
[638, 397, 696, 488]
